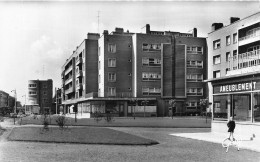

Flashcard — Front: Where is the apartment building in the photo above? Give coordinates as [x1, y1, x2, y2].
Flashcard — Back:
[0, 90, 9, 108]
[61, 25, 207, 117]
[207, 12, 260, 137]
[27, 79, 53, 114]
[61, 33, 100, 116]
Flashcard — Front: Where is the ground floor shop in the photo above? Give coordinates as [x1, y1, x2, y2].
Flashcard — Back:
[209, 74, 260, 139]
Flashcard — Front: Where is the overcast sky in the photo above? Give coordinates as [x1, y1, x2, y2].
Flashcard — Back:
[0, 1, 259, 104]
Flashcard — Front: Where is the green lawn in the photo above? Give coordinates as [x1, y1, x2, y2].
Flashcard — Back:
[8, 127, 158, 145]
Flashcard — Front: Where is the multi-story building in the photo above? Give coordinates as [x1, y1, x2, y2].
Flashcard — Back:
[61, 33, 100, 116]
[0, 90, 9, 108]
[27, 79, 53, 114]
[207, 12, 260, 137]
[61, 25, 207, 117]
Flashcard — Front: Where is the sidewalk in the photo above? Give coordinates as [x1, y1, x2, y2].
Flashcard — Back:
[170, 132, 260, 152]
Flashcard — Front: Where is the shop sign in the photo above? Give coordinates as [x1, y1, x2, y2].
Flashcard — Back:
[219, 82, 256, 93]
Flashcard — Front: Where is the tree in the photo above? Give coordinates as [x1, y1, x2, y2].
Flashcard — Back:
[199, 98, 209, 123]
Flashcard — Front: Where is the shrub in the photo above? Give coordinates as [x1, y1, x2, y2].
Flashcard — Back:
[56, 115, 66, 129]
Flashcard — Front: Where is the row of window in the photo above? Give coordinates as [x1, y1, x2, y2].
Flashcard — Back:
[28, 84, 48, 88]
[213, 33, 237, 50]
[106, 72, 204, 82]
[29, 91, 48, 95]
[187, 46, 203, 54]
[106, 87, 204, 96]
[187, 61, 203, 68]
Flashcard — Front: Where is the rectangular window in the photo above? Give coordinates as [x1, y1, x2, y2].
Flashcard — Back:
[29, 91, 37, 95]
[187, 46, 203, 54]
[187, 88, 203, 96]
[43, 91, 47, 95]
[29, 84, 37, 88]
[226, 35, 231, 46]
[142, 43, 161, 52]
[108, 44, 116, 53]
[108, 73, 116, 82]
[43, 84, 47, 88]
[142, 58, 161, 66]
[233, 33, 237, 43]
[108, 58, 116, 67]
[108, 87, 116, 96]
[142, 72, 161, 81]
[213, 70, 221, 78]
[187, 61, 203, 68]
[226, 52, 230, 62]
[187, 74, 203, 82]
[213, 39, 221, 49]
[213, 55, 221, 64]
[142, 87, 161, 96]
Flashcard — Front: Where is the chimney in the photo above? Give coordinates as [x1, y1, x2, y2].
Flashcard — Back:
[192, 28, 197, 37]
[115, 28, 124, 34]
[87, 33, 100, 40]
[103, 30, 108, 35]
[230, 17, 240, 24]
[146, 24, 150, 34]
[211, 23, 224, 32]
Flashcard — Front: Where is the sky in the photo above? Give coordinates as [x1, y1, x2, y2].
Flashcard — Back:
[0, 1, 259, 104]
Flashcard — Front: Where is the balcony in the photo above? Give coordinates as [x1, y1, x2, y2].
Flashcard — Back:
[65, 87, 74, 95]
[64, 65, 73, 75]
[65, 77, 73, 85]
[227, 49, 260, 76]
[76, 83, 83, 90]
[76, 57, 83, 66]
[76, 70, 83, 78]
[239, 27, 260, 46]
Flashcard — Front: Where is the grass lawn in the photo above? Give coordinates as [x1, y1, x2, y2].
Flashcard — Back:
[18, 115, 211, 128]
[7, 127, 158, 145]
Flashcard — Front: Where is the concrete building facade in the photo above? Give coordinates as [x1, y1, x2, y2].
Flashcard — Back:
[61, 25, 207, 117]
[27, 79, 53, 114]
[207, 12, 260, 138]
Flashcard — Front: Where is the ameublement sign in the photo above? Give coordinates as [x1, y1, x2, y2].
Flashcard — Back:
[219, 82, 256, 93]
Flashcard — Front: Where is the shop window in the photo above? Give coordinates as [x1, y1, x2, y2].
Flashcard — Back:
[213, 95, 229, 119]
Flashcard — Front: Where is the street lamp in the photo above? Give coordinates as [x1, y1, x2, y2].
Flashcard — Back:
[11, 89, 17, 114]
[22, 94, 26, 113]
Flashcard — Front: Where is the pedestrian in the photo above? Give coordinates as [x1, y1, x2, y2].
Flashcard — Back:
[227, 116, 236, 140]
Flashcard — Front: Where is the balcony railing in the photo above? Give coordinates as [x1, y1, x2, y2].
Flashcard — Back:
[64, 65, 73, 75]
[76, 57, 82, 65]
[65, 87, 73, 95]
[76, 70, 83, 78]
[85, 92, 133, 98]
[239, 27, 260, 42]
[227, 49, 260, 74]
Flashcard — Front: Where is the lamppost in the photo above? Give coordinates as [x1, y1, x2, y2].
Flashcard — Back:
[22, 94, 26, 113]
[11, 89, 17, 114]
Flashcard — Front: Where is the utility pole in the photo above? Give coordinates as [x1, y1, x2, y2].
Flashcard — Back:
[55, 87, 58, 114]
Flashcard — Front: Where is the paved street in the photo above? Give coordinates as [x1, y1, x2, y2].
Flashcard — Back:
[1, 127, 260, 162]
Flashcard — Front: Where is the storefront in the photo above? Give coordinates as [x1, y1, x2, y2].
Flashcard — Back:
[209, 74, 260, 139]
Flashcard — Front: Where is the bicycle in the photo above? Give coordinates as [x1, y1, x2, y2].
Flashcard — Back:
[222, 135, 241, 152]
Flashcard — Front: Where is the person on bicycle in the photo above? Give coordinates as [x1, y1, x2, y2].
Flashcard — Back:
[227, 116, 236, 140]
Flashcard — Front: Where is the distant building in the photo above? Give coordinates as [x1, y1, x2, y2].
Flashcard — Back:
[0, 90, 9, 108]
[207, 12, 260, 137]
[27, 79, 53, 114]
[61, 25, 207, 117]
